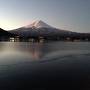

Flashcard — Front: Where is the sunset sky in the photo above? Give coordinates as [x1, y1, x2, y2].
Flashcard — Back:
[0, 0, 89, 32]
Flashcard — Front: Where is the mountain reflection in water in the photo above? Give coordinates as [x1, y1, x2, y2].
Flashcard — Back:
[0, 42, 90, 64]
[0, 42, 90, 89]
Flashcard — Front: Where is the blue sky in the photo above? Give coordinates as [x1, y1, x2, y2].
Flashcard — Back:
[0, 0, 89, 32]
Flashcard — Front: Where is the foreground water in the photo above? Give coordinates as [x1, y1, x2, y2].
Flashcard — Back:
[0, 42, 90, 89]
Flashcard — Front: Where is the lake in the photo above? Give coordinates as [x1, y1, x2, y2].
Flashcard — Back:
[0, 42, 90, 89]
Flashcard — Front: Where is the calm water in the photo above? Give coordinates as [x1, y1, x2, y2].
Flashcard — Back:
[0, 42, 90, 64]
[0, 41, 90, 89]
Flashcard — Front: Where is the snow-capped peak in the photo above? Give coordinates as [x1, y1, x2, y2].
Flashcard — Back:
[24, 20, 54, 28]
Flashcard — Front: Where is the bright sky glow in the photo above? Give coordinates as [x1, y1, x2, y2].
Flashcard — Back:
[0, 0, 89, 32]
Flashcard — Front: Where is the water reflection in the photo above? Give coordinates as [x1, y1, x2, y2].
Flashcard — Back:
[0, 42, 90, 89]
[0, 42, 90, 65]
[13, 42, 44, 60]
[0, 42, 50, 65]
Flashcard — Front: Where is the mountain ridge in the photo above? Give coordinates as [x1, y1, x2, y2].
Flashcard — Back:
[23, 20, 54, 29]
[9, 20, 74, 38]
[0, 20, 89, 41]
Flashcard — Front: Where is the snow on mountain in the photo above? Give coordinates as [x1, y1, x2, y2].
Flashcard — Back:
[24, 20, 54, 29]
[9, 20, 72, 38]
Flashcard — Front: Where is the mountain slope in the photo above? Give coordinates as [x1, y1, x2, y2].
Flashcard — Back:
[9, 20, 73, 38]
[0, 28, 14, 37]
[24, 20, 54, 29]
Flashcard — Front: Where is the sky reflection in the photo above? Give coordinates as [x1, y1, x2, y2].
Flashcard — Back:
[0, 42, 90, 65]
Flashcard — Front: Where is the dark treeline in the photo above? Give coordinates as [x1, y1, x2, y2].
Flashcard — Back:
[0, 28, 90, 42]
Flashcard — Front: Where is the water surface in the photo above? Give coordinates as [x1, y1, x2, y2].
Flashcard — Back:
[0, 42, 90, 89]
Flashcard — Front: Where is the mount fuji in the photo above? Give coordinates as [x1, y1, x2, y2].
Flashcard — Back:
[24, 20, 54, 29]
[9, 20, 73, 38]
